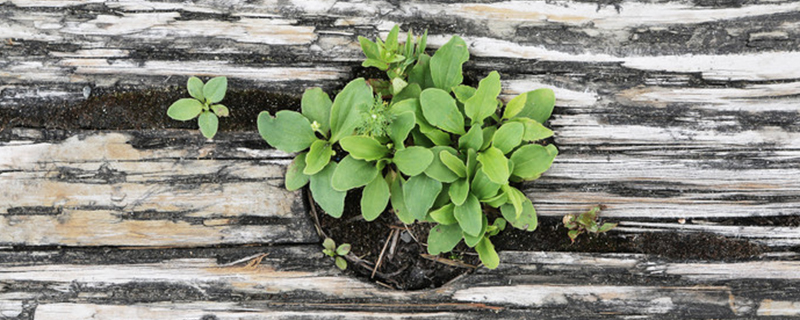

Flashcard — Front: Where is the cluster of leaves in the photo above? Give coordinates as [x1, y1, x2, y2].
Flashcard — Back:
[167, 76, 230, 139]
[322, 238, 351, 270]
[563, 206, 617, 242]
[258, 26, 558, 269]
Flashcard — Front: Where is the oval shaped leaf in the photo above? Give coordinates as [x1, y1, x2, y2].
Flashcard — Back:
[454, 193, 482, 237]
[440, 151, 467, 178]
[502, 92, 526, 120]
[388, 111, 415, 149]
[310, 162, 346, 218]
[477, 147, 510, 184]
[492, 122, 524, 154]
[448, 178, 469, 206]
[512, 118, 553, 141]
[304, 139, 332, 175]
[340, 135, 389, 161]
[430, 36, 469, 92]
[427, 223, 463, 255]
[167, 98, 203, 121]
[403, 174, 443, 221]
[471, 168, 501, 200]
[515, 88, 555, 124]
[464, 71, 501, 125]
[301, 88, 332, 134]
[501, 199, 538, 232]
[211, 104, 229, 117]
[424, 146, 460, 183]
[285, 152, 310, 191]
[187, 76, 204, 101]
[463, 215, 488, 248]
[329, 78, 373, 142]
[257, 111, 317, 153]
[198, 111, 218, 139]
[420, 88, 465, 135]
[203, 76, 227, 104]
[331, 155, 378, 191]
[393, 146, 434, 176]
[361, 174, 390, 221]
[476, 237, 500, 269]
[458, 125, 483, 152]
[430, 203, 457, 225]
[389, 173, 414, 224]
[453, 85, 476, 103]
[510, 144, 558, 181]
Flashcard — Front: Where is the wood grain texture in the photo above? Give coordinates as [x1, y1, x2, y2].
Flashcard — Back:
[0, 128, 316, 246]
[1, 247, 799, 319]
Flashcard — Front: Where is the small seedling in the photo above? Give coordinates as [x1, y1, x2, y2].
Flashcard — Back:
[167, 76, 230, 139]
[322, 238, 351, 270]
[563, 206, 617, 242]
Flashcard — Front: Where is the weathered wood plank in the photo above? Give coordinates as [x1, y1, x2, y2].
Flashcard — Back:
[0, 128, 316, 246]
[1, 248, 799, 319]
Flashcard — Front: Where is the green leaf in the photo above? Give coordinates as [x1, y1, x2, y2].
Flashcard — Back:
[389, 173, 414, 224]
[391, 77, 408, 96]
[403, 174, 443, 221]
[363, 58, 389, 70]
[335, 256, 348, 270]
[501, 199, 538, 232]
[462, 214, 488, 247]
[339, 135, 389, 161]
[471, 168, 501, 200]
[424, 146, 460, 183]
[301, 88, 332, 134]
[285, 152, 310, 191]
[187, 76, 204, 101]
[598, 222, 618, 233]
[388, 111, 415, 149]
[502, 185, 525, 219]
[477, 147, 510, 184]
[458, 125, 483, 152]
[167, 98, 203, 121]
[385, 25, 400, 52]
[430, 36, 469, 92]
[453, 85, 476, 103]
[391, 83, 421, 105]
[257, 111, 317, 153]
[466, 148, 478, 179]
[440, 151, 467, 178]
[211, 104, 229, 117]
[420, 88, 465, 135]
[454, 193, 482, 237]
[310, 163, 346, 218]
[449, 178, 470, 206]
[514, 88, 556, 124]
[430, 203, 457, 225]
[329, 78, 373, 142]
[433, 183, 451, 209]
[510, 144, 558, 181]
[304, 139, 332, 175]
[336, 243, 351, 256]
[502, 92, 526, 119]
[359, 36, 380, 60]
[409, 54, 435, 89]
[393, 146, 433, 176]
[361, 174, 389, 221]
[464, 71, 501, 125]
[510, 118, 553, 141]
[331, 155, 379, 191]
[568, 229, 581, 242]
[427, 224, 463, 255]
[482, 192, 507, 208]
[323, 238, 336, 251]
[492, 122, 524, 154]
[424, 129, 452, 146]
[198, 111, 218, 139]
[481, 126, 497, 151]
[475, 237, 500, 269]
[203, 76, 227, 104]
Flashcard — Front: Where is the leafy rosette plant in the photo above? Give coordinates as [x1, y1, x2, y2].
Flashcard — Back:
[258, 26, 558, 269]
[167, 76, 230, 139]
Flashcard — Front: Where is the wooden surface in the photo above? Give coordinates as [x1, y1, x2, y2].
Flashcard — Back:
[2, 0, 800, 318]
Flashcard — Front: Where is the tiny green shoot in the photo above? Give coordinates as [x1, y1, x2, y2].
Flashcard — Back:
[563, 206, 617, 243]
[167, 76, 229, 139]
[322, 238, 351, 270]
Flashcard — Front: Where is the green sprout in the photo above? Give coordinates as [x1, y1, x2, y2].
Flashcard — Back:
[167, 76, 229, 139]
[322, 238, 351, 270]
[563, 206, 617, 243]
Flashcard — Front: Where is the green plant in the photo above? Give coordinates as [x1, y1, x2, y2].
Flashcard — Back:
[167, 76, 229, 139]
[258, 26, 558, 269]
[563, 206, 617, 242]
[322, 238, 351, 270]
